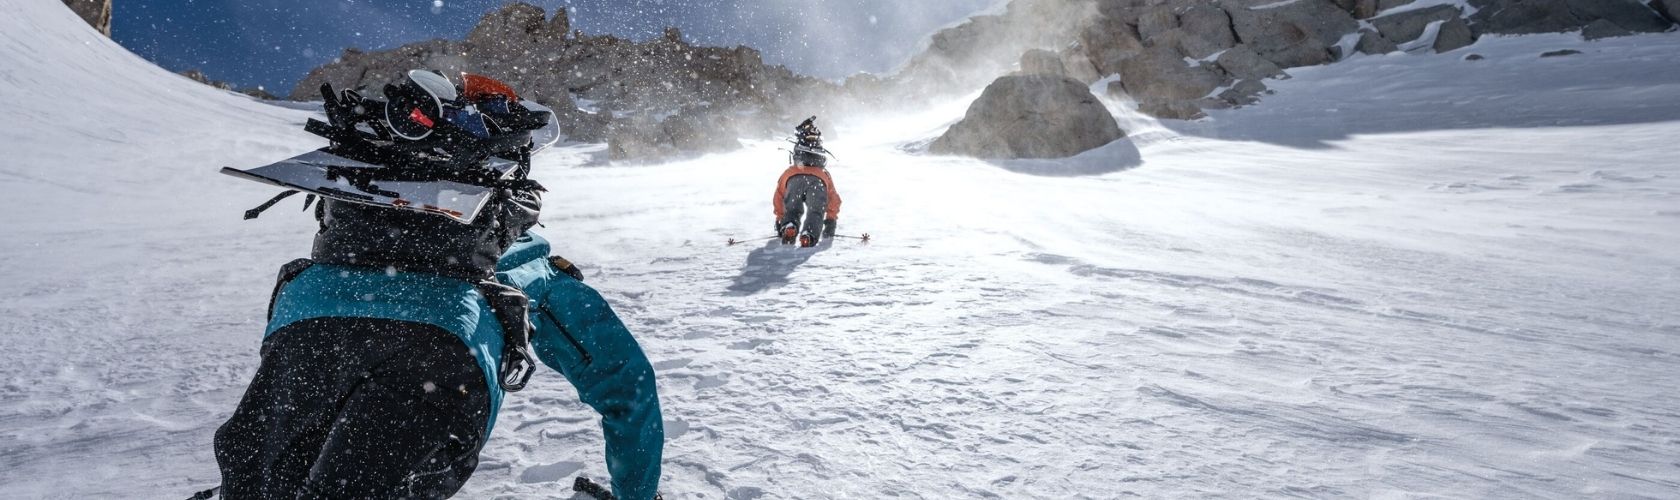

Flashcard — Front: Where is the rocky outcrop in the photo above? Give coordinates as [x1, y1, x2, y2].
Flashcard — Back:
[1139, 97, 1208, 120]
[1468, 0, 1673, 35]
[1581, 18, 1634, 39]
[1373, 5, 1465, 44]
[1655, 0, 1680, 24]
[1222, 0, 1360, 68]
[1020, 49, 1069, 76]
[606, 106, 744, 161]
[1117, 46, 1225, 102]
[1060, 47, 1104, 84]
[1080, 14, 1146, 76]
[885, 0, 1675, 125]
[1217, 79, 1269, 106]
[1356, 29, 1400, 54]
[292, 3, 834, 162]
[930, 75, 1124, 159]
[1214, 45, 1288, 81]
[60, 0, 110, 36]
[465, 2, 553, 50]
[1433, 17, 1477, 51]
[1368, 5, 1479, 51]
[1173, 4, 1238, 58]
[878, 0, 1097, 101]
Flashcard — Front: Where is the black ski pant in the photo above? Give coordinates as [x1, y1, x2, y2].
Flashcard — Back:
[214, 317, 491, 499]
[779, 174, 829, 244]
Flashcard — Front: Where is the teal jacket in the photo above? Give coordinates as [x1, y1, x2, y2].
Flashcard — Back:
[267, 233, 663, 500]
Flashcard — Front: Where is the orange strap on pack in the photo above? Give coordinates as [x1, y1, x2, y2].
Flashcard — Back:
[461, 73, 519, 103]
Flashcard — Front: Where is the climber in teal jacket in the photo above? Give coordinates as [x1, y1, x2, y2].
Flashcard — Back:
[215, 233, 663, 499]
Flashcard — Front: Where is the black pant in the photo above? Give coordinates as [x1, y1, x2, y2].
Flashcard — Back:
[215, 318, 491, 499]
[779, 174, 829, 244]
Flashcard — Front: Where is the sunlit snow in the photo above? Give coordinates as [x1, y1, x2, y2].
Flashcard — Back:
[2, 2, 1679, 499]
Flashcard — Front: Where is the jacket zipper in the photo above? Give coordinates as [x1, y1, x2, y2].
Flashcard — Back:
[538, 304, 593, 365]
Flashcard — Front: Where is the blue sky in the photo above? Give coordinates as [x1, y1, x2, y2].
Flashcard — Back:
[113, 0, 997, 96]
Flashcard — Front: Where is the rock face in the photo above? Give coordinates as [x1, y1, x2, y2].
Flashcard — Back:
[1020, 49, 1069, 76]
[1469, 0, 1673, 35]
[871, 0, 1677, 125]
[1433, 18, 1477, 51]
[1356, 29, 1400, 54]
[1080, 15, 1146, 76]
[1060, 48, 1104, 83]
[874, 0, 1096, 102]
[1373, 5, 1466, 44]
[1222, 0, 1360, 68]
[1581, 18, 1634, 39]
[292, 3, 834, 162]
[1214, 45, 1287, 81]
[930, 75, 1125, 159]
[1173, 4, 1238, 58]
[1118, 47, 1225, 101]
[1656, 0, 1680, 23]
[287, 0, 1680, 157]
[60, 0, 110, 36]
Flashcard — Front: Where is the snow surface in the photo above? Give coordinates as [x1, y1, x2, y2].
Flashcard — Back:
[4, 2, 1680, 499]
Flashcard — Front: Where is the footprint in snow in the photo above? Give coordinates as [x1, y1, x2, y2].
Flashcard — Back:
[517, 461, 584, 484]
[728, 338, 772, 350]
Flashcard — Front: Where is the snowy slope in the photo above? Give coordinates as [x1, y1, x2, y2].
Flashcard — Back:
[4, 1, 1680, 498]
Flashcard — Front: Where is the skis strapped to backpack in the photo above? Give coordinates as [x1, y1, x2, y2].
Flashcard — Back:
[224, 81, 559, 224]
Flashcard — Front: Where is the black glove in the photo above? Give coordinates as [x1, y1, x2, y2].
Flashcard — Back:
[822, 219, 837, 237]
[548, 256, 585, 282]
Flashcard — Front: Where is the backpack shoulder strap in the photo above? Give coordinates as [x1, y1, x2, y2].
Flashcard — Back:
[267, 258, 316, 321]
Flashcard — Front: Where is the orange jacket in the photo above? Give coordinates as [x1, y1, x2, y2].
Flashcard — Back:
[773, 165, 842, 220]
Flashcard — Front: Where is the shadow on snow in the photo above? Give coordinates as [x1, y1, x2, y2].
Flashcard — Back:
[726, 239, 830, 295]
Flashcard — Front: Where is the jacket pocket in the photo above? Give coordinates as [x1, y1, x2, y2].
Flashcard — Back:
[537, 304, 593, 366]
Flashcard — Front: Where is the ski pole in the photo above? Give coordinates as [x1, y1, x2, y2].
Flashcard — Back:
[727, 235, 778, 246]
[831, 233, 871, 243]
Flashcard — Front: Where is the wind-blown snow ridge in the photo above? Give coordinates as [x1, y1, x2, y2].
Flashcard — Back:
[3, 1, 1680, 498]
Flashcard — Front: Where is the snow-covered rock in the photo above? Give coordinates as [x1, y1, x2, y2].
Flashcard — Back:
[930, 75, 1125, 158]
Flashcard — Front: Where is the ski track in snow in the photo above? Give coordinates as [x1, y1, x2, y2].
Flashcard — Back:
[4, 3, 1680, 499]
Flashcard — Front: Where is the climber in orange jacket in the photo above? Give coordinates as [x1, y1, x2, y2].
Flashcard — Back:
[773, 117, 841, 247]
